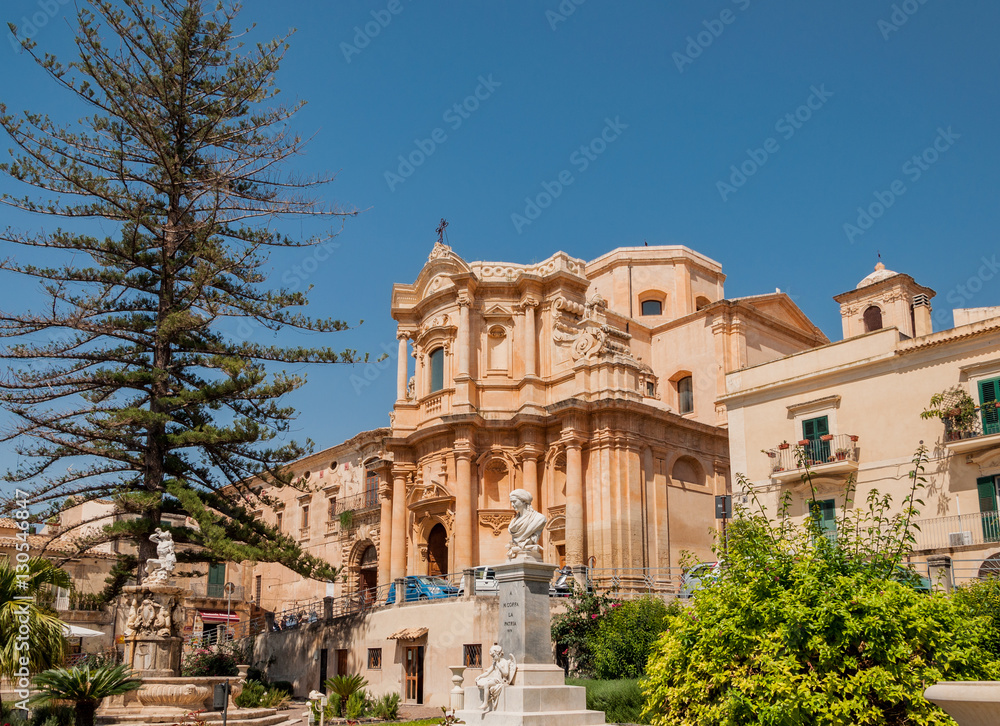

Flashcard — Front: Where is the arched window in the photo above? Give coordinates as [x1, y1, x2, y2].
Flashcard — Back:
[429, 347, 444, 392]
[678, 376, 694, 414]
[695, 296, 711, 310]
[641, 299, 662, 316]
[863, 306, 883, 332]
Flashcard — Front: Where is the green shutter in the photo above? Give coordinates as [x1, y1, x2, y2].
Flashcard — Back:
[802, 417, 830, 462]
[808, 499, 837, 531]
[208, 563, 225, 597]
[979, 379, 1000, 435]
[978, 476, 999, 542]
[978, 477, 998, 513]
[802, 416, 829, 441]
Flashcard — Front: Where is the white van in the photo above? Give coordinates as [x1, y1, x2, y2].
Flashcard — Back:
[457, 565, 499, 595]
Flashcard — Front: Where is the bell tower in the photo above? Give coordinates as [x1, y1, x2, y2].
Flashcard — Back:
[833, 262, 936, 340]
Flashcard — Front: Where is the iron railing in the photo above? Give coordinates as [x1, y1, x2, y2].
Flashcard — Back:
[943, 404, 1000, 442]
[765, 434, 859, 475]
[331, 490, 380, 516]
[912, 511, 1000, 551]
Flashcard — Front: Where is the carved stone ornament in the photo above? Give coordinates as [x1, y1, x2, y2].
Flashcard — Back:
[479, 511, 514, 537]
[428, 240, 453, 261]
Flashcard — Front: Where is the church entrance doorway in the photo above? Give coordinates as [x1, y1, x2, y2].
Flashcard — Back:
[427, 524, 448, 576]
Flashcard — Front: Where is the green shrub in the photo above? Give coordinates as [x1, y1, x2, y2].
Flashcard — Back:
[589, 597, 678, 679]
[372, 692, 400, 720]
[344, 690, 367, 719]
[234, 680, 265, 708]
[568, 678, 648, 725]
[30, 705, 75, 726]
[309, 694, 340, 721]
[642, 449, 1000, 725]
[323, 674, 367, 717]
[181, 648, 238, 677]
[236, 681, 290, 710]
[953, 575, 1000, 656]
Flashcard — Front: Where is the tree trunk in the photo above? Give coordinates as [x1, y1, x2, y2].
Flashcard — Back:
[76, 701, 98, 726]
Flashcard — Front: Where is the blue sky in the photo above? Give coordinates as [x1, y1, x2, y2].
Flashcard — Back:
[1, 0, 998, 482]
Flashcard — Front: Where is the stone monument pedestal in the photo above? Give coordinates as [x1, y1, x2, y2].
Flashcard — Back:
[456, 559, 605, 725]
[121, 584, 186, 677]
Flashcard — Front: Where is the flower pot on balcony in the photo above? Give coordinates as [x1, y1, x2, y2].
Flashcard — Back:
[849, 435, 859, 442]
[836, 452, 847, 461]
[798, 439, 809, 446]
[827, 456, 836, 462]
[778, 443, 790, 450]
[820, 434, 834, 442]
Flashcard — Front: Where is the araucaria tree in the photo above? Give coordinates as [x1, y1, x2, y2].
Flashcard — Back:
[0, 0, 363, 583]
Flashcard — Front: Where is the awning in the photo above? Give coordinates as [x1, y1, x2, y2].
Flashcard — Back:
[62, 624, 106, 639]
[198, 611, 240, 623]
[387, 627, 428, 641]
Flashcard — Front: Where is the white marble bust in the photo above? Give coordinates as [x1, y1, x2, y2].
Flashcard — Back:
[506, 488, 546, 561]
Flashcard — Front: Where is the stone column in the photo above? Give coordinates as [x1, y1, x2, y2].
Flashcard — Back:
[927, 555, 953, 592]
[395, 333, 408, 400]
[565, 439, 585, 567]
[521, 452, 540, 508]
[390, 473, 407, 581]
[378, 483, 393, 587]
[457, 295, 471, 378]
[522, 299, 538, 377]
[455, 449, 474, 572]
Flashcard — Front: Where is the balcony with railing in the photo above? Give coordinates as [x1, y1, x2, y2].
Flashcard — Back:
[942, 403, 1000, 454]
[332, 490, 380, 515]
[764, 434, 860, 484]
[912, 510, 1000, 551]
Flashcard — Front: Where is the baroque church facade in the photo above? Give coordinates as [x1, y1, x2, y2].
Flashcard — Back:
[375, 241, 827, 592]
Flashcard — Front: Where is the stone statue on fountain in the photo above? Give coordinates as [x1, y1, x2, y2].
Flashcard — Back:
[145, 528, 176, 584]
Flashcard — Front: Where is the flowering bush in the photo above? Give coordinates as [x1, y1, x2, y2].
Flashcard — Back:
[181, 648, 237, 677]
[551, 586, 618, 676]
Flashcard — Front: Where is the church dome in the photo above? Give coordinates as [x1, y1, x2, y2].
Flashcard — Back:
[856, 262, 898, 289]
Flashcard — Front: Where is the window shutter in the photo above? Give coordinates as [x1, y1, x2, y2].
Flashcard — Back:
[978, 476, 998, 514]
[802, 416, 829, 441]
[979, 379, 1000, 435]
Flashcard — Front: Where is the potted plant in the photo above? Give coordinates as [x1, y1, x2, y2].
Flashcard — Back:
[835, 448, 850, 461]
[778, 441, 790, 450]
[761, 449, 776, 458]
[820, 434, 834, 442]
[922, 387, 979, 439]
[849, 435, 859, 442]
[798, 439, 809, 446]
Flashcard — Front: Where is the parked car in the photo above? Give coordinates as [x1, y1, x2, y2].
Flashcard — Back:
[456, 564, 580, 597]
[678, 561, 722, 599]
[458, 566, 500, 595]
[386, 575, 460, 603]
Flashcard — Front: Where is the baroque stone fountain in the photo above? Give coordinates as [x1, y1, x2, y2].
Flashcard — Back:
[98, 530, 262, 724]
[455, 489, 606, 725]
